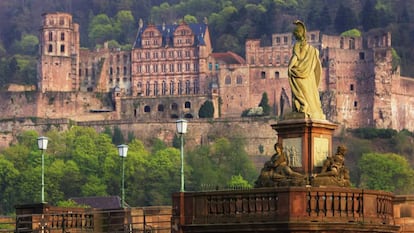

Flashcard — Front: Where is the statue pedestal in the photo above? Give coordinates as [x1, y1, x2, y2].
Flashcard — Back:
[271, 118, 338, 177]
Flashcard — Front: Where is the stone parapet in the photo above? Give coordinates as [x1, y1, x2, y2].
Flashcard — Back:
[172, 187, 399, 233]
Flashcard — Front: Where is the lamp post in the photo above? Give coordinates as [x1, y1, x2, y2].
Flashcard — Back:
[117, 144, 128, 208]
[37, 136, 48, 203]
[176, 119, 188, 192]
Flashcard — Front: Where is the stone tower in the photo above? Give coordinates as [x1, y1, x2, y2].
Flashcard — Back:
[38, 12, 80, 92]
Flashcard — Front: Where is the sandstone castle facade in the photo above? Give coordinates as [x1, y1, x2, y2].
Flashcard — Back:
[4, 12, 414, 131]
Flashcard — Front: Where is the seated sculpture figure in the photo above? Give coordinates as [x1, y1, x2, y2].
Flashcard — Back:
[255, 143, 305, 187]
[312, 145, 351, 187]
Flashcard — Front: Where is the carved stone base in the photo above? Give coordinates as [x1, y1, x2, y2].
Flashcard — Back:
[271, 118, 338, 177]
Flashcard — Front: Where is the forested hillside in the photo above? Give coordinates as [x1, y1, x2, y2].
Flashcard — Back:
[1, 0, 414, 88]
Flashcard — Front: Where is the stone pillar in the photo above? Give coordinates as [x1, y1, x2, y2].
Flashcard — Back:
[271, 118, 337, 177]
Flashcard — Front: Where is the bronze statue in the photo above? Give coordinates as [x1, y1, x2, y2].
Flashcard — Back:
[288, 20, 325, 119]
[312, 145, 351, 187]
[255, 143, 305, 187]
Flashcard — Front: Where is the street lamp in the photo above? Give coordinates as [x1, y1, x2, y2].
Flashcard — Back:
[37, 136, 48, 203]
[117, 144, 128, 208]
[176, 119, 188, 192]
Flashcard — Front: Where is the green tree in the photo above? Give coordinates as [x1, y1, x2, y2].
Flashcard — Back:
[198, 100, 214, 118]
[227, 174, 252, 189]
[0, 156, 19, 214]
[358, 153, 414, 194]
[258, 92, 271, 115]
[334, 4, 358, 33]
[187, 137, 257, 190]
[11, 34, 38, 55]
[145, 147, 181, 204]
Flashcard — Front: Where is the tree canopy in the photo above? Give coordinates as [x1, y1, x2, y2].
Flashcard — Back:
[0, 126, 257, 214]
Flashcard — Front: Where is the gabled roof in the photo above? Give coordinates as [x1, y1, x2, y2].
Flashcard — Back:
[133, 23, 208, 49]
[71, 196, 127, 209]
[212, 51, 246, 64]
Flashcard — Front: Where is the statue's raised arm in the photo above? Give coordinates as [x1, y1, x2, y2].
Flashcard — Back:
[287, 20, 325, 120]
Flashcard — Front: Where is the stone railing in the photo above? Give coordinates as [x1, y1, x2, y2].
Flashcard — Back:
[172, 187, 395, 227]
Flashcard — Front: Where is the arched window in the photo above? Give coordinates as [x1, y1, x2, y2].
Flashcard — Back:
[158, 104, 164, 112]
[178, 81, 182, 95]
[185, 80, 191, 94]
[144, 106, 151, 112]
[146, 82, 151, 96]
[162, 81, 167, 95]
[225, 76, 231, 85]
[171, 103, 178, 110]
[170, 81, 175, 95]
[154, 81, 158, 96]
[48, 44, 53, 52]
[236, 75, 242, 84]
[185, 101, 191, 109]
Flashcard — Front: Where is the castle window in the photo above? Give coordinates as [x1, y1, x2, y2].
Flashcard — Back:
[145, 52, 150, 59]
[359, 52, 365, 60]
[261, 71, 266, 79]
[85, 68, 88, 76]
[225, 76, 231, 85]
[153, 52, 158, 59]
[59, 17, 64, 25]
[215, 63, 219, 70]
[146, 82, 151, 96]
[340, 37, 344, 49]
[116, 67, 120, 74]
[123, 66, 127, 75]
[169, 64, 174, 72]
[161, 64, 167, 73]
[137, 65, 142, 73]
[350, 84, 354, 91]
[177, 51, 182, 57]
[162, 81, 167, 95]
[169, 51, 174, 58]
[48, 44, 53, 52]
[185, 51, 190, 57]
[193, 79, 199, 94]
[311, 34, 316, 41]
[153, 39, 158, 45]
[153, 64, 158, 72]
[354, 101, 358, 108]
[193, 63, 198, 72]
[61, 32, 65, 41]
[284, 54, 289, 63]
[276, 55, 281, 64]
[60, 45, 65, 53]
[349, 38, 355, 49]
[154, 81, 158, 96]
[185, 101, 191, 109]
[158, 104, 164, 112]
[171, 103, 178, 110]
[177, 63, 182, 72]
[170, 81, 175, 95]
[185, 63, 190, 72]
[275, 71, 280, 79]
[161, 51, 166, 58]
[250, 57, 255, 64]
[79, 69, 82, 76]
[236, 75, 243, 84]
[185, 80, 190, 94]
[110, 67, 113, 75]
[48, 32, 53, 41]
[144, 106, 151, 112]
[145, 65, 150, 73]
[178, 81, 182, 95]
[276, 37, 280, 44]
[283, 36, 288, 44]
